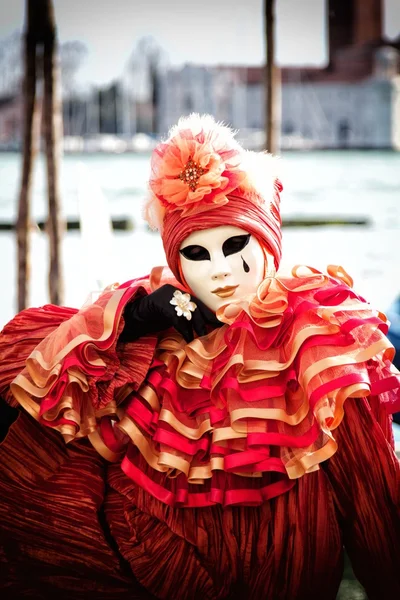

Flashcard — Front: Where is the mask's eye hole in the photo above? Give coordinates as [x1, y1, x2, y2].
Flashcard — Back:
[180, 245, 211, 261]
[223, 234, 251, 257]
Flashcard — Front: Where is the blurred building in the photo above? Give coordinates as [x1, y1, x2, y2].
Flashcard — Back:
[280, 0, 400, 149]
[63, 83, 138, 137]
[0, 0, 399, 151]
[157, 65, 215, 129]
[159, 0, 400, 150]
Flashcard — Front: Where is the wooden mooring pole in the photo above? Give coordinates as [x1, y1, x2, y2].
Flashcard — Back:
[264, 0, 280, 154]
[16, 0, 64, 312]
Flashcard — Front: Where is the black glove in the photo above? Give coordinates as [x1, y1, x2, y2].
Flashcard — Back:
[0, 395, 19, 443]
[119, 284, 222, 343]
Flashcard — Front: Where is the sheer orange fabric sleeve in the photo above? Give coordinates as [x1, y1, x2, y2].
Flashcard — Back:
[324, 397, 400, 599]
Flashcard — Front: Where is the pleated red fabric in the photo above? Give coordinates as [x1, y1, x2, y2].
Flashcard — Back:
[105, 460, 344, 600]
[103, 395, 400, 600]
[323, 397, 400, 600]
[2, 401, 398, 599]
[0, 412, 154, 599]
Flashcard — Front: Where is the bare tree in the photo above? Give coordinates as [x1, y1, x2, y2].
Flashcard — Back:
[59, 40, 88, 96]
[0, 31, 23, 96]
[264, 0, 280, 153]
[0, 32, 87, 100]
[17, 12, 38, 311]
[17, 0, 64, 311]
[127, 36, 166, 134]
[42, 1, 64, 306]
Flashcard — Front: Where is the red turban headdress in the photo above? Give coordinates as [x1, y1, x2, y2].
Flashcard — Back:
[144, 114, 283, 283]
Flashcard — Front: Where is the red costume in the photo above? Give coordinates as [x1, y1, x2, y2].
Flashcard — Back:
[0, 115, 399, 599]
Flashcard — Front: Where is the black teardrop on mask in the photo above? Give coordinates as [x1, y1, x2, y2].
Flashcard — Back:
[241, 256, 250, 273]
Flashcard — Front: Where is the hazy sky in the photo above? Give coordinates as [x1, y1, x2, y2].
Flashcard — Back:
[0, 0, 399, 85]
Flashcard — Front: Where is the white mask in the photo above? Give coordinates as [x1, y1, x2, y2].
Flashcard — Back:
[179, 225, 268, 312]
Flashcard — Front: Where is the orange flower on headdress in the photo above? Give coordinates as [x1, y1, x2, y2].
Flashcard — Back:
[146, 115, 247, 225]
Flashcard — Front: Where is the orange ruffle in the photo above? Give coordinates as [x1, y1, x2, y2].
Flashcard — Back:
[5, 265, 400, 507]
[112, 265, 400, 505]
[7, 278, 158, 446]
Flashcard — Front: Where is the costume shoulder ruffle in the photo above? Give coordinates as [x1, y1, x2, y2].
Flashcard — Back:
[108, 265, 400, 506]
[0, 276, 158, 452]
